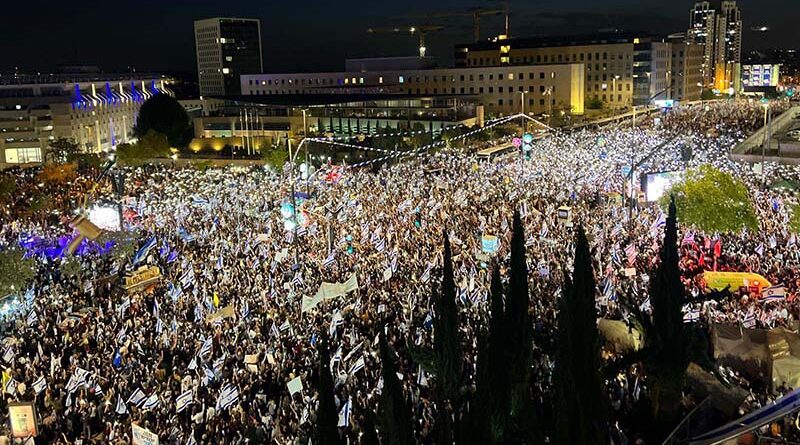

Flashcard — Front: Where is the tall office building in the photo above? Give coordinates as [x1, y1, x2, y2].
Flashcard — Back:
[687, 1, 742, 88]
[194, 18, 263, 97]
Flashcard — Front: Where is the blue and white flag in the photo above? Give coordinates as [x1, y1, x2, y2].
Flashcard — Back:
[374, 237, 386, 253]
[337, 397, 352, 427]
[348, 357, 365, 375]
[762, 285, 786, 302]
[127, 387, 146, 407]
[683, 308, 701, 323]
[132, 237, 157, 266]
[141, 392, 160, 410]
[420, 263, 433, 283]
[175, 389, 193, 413]
[192, 196, 210, 206]
[180, 268, 195, 289]
[155, 318, 164, 335]
[322, 252, 336, 269]
[178, 227, 196, 243]
[217, 382, 239, 411]
[167, 250, 178, 263]
[115, 394, 128, 415]
[32, 375, 46, 395]
[198, 337, 213, 358]
[649, 212, 666, 233]
[26, 310, 38, 327]
[24, 287, 35, 307]
[240, 300, 250, 319]
[743, 310, 757, 328]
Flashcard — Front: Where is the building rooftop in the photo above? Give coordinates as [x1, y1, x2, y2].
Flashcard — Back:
[221, 93, 477, 107]
[455, 31, 654, 51]
[0, 72, 166, 86]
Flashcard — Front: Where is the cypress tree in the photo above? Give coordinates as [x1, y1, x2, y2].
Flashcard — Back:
[554, 226, 608, 444]
[316, 340, 341, 445]
[506, 210, 534, 416]
[434, 230, 463, 402]
[472, 265, 512, 443]
[646, 196, 689, 422]
[378, 331, 414, 445]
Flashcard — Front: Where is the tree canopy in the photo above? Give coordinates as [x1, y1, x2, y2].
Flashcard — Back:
[134, 94, 192, 148]
[45, 138, 80, 163]
[116, 130, 172, 165]
[0, 248, 36, 297]
[661, 164, 758, 232]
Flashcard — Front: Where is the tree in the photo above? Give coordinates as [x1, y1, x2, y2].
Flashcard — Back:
[0, 248, 36, 297]
[700, 89, 716, 101]
[316, 340, 340, 445]
[0, 177, 17, 205]
[433, 231, 463, 403]
[644, 197, 690, 426]
[429, 231, 463, 444]
[554, 226, 608, 444]
[661, 164, 758, 232]
[586, 96, 604, 110]
[134, 94, 192, 147]
[116, 130, 171, 165]
[38, 163, 78, 185]
[471, 265, 512, 443]
[378, 331, 414, 445]
[790, 205, 800, 234]
[262, 149, 289, 169]
[45, 138, 80, 163]
[506, 210, 534, 417]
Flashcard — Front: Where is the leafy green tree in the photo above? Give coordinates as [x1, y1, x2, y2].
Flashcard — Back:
[790, 205, 800, 234]
[46, 138, 81, 163]
[661, 164, 758, 232]
[586, 96, 604, 110]
[262, 149, 289, 169]
[316, 340, 340, 445]
[0, 249, 36, 297]
[700, 89, 716, 101]
[554, 226, 608, 444]
[0, 177, 17, 205]
[116, 130, 171, 165]
[134, 94, 192, 147]
[378, 331, 414, 445]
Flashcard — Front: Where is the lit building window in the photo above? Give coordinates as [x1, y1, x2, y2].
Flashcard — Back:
[222, 68, 230, 74]
[379, 77, 384, 84]
[399, 76, 404, 84]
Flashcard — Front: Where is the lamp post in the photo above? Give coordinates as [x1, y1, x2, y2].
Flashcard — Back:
[762, 102, 771, 188]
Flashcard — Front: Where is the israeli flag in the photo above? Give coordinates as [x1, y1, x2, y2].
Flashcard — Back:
[348, 357, 365, 375]
[198, 337, 213, 358]
[127, 387, 146, 407]
[132, 237, 157, 266]
[374, 237, 386, 253]
[32, 375, 47, 395]
[217, 382, 239, 411]
[279, 320, 292, 333]
[178, 227, 196, 243]
[292, 273, 304, 287]
[24, 287, 35, 307]
[167, 250, 178, 263]
[337, 397, 352, 427]
[141, 392, 160, 410]
[26, 310, 38, 327]
[192, 196, 210, 206]
[175, 389, 193, 413]
[322, 252, 336, 269]
[115, 394, 128, 415]
[240, 300, 250, 319]
[155, 318, 164, 335]
[180, 268, 195, 289]
[420, 264, 433, 283]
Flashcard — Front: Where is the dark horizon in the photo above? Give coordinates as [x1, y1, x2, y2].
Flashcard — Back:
[0, 0, 794, 75]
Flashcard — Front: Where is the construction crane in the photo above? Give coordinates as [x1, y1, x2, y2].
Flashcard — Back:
[366, 25, 445, 58]
[408, 7, 504, 42]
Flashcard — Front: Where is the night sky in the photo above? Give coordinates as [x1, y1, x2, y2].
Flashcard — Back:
[0, 0, 794, 75]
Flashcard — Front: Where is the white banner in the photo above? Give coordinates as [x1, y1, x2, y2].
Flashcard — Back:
[132, 423, 159, 445]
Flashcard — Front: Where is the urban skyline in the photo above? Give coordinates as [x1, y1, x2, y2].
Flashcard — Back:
[0, 0, 794, 74]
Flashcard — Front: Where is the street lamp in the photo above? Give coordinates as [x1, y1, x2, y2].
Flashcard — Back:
[612, 75, 620, 106]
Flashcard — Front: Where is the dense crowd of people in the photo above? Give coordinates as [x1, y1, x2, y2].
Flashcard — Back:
[0, 100, 798, 444]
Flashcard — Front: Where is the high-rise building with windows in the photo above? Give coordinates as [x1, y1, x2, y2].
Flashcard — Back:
[687, 1, 742, 88]
[194, 18, 263, 97]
